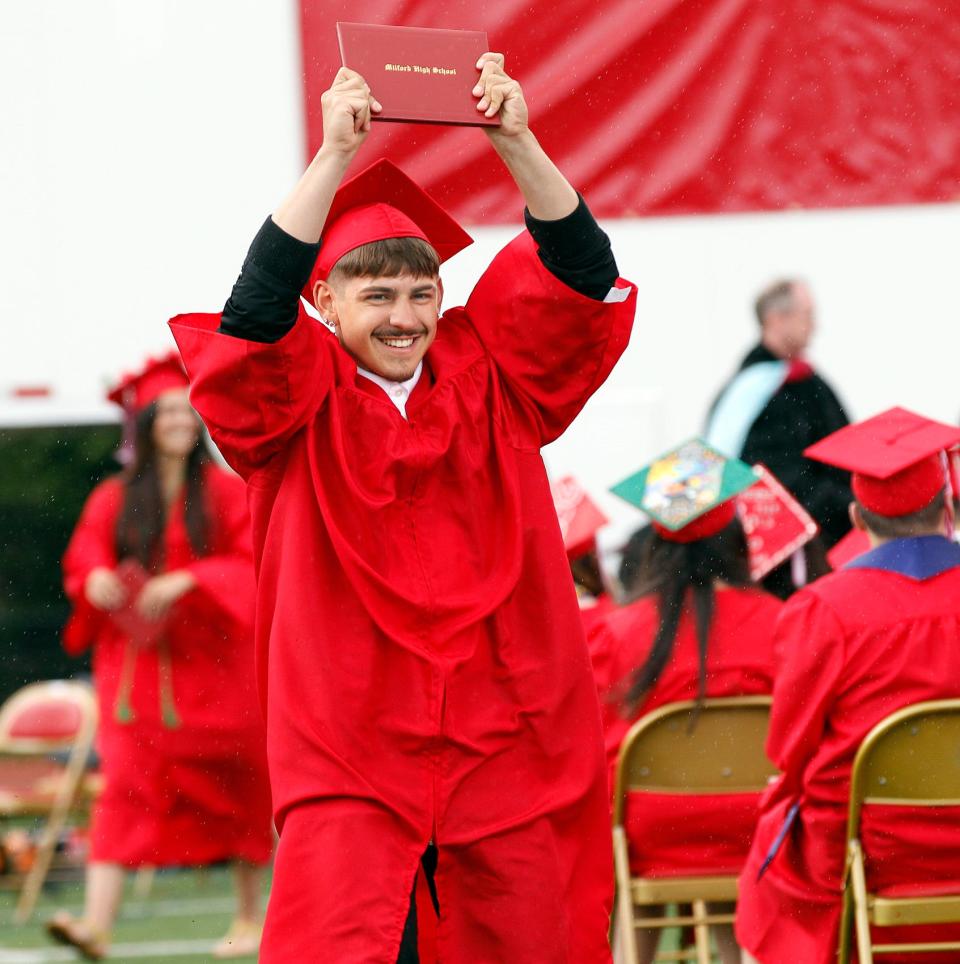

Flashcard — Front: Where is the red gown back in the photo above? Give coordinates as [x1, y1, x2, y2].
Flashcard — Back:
[589, 587, 781, 876]
[736, 540, 960, 964]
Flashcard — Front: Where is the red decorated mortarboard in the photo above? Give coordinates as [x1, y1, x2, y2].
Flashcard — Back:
[106, 352, 188, 413]
[551, 476, 608, 560]
[304, 159, 473, 296]
[804, 407, 960, 517]
[735, 464, 818, 580]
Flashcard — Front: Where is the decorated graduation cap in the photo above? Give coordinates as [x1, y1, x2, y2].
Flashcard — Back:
[106, 352, 188, 413]
[550, 476, 609, 560]
[804, 407, 960, 517]
[610, 438, 759, 543]
[304, 159, 474, 296]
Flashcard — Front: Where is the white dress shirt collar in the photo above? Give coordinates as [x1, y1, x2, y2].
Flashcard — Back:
[356, 362, 423, 418]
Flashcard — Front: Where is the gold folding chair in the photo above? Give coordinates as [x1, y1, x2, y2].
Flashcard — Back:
[0, 680, 98, 922]
[838, 698, 960, 964]
[612, 696, 775, 964]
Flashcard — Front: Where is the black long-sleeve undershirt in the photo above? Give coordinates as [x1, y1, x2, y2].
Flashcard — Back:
[218, 196, 618, 344]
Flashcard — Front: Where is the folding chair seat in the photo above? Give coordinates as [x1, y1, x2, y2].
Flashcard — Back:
[0, 680, 98, 922]
[838, 699, 960, 964]
[611, 696, 775, 964]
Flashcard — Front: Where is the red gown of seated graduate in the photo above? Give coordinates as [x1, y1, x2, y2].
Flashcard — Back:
[171, 232, 635, 963]
[62, 465, 273, 868]
[736, 539, 960, 964]
[589, 588, 780, 876]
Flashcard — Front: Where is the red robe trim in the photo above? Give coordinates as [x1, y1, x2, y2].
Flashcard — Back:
[736, 557, 960, 964]
[62, 467, 272, 867]
[170, 232, 636, 962]
[588, 588, 780, 876]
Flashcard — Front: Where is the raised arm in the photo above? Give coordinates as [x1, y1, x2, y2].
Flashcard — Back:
[219, 69, 380, 344]
[273, 68, 381, 243]
[475, 53, 578, 221]
[461, 54, 636, 443]
[171, 71, 384, 475]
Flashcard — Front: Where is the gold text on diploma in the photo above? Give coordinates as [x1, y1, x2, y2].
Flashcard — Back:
[384, 64, 458, 76]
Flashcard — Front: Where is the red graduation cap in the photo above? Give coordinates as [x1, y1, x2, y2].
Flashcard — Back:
[106, 352, 188, 413]
[804, 407, 960, 517]
[550, 476, 608, 561]
[304, 159, 474, 297]
[653, 502, 736, 544]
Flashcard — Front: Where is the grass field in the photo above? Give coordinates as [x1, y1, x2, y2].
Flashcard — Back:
[0, 868, 695, 962]
[0, 867, 259, 962]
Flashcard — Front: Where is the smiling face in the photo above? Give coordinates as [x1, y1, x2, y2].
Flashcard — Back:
[315, 273, 442, 382]
[151, 388, 201, 459]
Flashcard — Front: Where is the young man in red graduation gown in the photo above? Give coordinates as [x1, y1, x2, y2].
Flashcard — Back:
[737, 408, 960, 964]
[170, 56, 636, 962]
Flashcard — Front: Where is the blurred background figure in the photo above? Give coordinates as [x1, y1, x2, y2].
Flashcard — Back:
[590, 443, 782, 964]
[706, 279, 852, 596]
[46, 355, 272, 960]
[550, 475, 612, 620]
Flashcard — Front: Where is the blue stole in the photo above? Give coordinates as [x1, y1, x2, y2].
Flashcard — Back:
[705, 360, 787, 458]
[845, 535, 960, 581]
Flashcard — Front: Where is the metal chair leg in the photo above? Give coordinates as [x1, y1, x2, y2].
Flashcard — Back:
[613, 827, 641, 964]
[691, 899, 711, 964]
[849, 841, 873, 964]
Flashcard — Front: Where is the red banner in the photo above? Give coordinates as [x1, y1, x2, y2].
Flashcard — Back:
[300, 0, 960, 223]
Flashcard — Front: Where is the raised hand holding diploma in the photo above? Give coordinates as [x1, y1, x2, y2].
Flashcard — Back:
[473, 53, 527, 130]
[273, 67, 382, 243]
[474, 52, 578, 220]
[322, 67, 383, 153]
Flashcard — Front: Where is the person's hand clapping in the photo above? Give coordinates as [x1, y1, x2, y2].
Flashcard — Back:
[135, 571, 196, 623]
[473, 53, 528, 139]
[84, 568, 127, 612]
[320, 68, 383, 157]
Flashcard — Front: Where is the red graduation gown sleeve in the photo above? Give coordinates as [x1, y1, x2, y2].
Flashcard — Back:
[464, 232, 635, 445]
[180, 469, 258, 636]
[61, 478, 123, 655]
[764, 593, 846, 792]
[168, 309, 331, 479]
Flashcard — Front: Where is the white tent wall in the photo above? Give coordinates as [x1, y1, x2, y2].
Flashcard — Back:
[4, 2, 959, 517]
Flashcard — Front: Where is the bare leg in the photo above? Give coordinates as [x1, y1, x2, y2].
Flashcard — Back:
[84, 861, 126, 934]
[741, 950, 762, 964]
[212, 862, 265, 959]
[232, 861, 264, 923]
[46, 862, 123, 958]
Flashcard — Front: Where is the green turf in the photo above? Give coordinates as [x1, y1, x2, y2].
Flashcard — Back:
[0, 869, 699, 962]
[0, 867, 259, 962]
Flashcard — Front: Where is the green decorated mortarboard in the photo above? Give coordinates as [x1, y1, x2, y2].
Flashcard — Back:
[610, 438, 759, 532]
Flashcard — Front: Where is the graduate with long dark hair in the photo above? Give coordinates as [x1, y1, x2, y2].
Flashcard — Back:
[590, 441, 782, 964]
[47, 354, 272, 960]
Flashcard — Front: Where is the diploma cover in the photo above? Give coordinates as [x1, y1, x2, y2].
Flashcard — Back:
[109, 559, 168, 647]
[337, 23, 500, 127]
